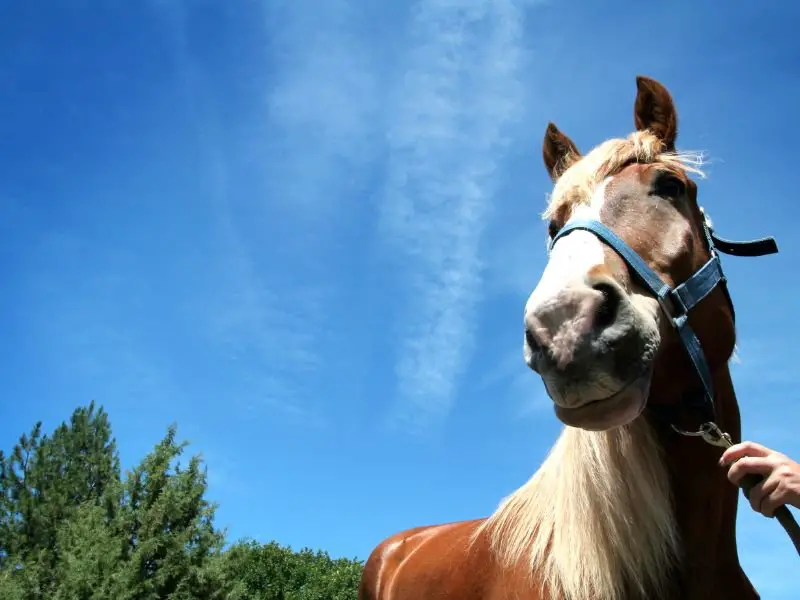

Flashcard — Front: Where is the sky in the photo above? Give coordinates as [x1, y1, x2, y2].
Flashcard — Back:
[1, 0, 800, 597]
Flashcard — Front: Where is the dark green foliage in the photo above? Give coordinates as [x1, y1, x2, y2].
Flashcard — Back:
[0, 402, 120, 598]
[0, 403, 119, 566]
[221, 541, 363, 600]
[0, 403, 363, 599]
[108, 426, 224, 600]
[51, 500, 124, 599]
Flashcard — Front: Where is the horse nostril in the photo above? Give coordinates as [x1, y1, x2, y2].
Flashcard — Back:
[592, 282, 621, 330]
[525, 326, 542, 355]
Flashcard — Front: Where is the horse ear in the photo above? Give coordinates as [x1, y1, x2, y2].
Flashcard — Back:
[543, 122, 581, 181]
[633, 76, 678, 151]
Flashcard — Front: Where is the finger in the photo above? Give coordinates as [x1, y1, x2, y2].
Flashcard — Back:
[726, 456, 775, 485]
[756, 478, 783, 517]
[719, 441, 772, 465]
[748, 479, 766, 512]
[760, 491, 786, 518]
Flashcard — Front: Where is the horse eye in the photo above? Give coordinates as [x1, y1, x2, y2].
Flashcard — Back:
[548, 220, 560, 239]
[653, 172, 685, 199]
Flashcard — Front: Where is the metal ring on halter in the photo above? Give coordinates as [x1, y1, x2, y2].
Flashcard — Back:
[671, 422, 734, 449]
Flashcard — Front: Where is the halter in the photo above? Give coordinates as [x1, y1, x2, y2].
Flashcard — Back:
[549, 210, 778, 427]
[547, 213, 800, 556]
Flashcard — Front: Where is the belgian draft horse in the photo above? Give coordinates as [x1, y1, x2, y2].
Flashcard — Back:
[359, 76, 775, 599]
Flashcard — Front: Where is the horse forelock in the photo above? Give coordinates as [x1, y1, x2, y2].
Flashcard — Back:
[543, 130, 706, 225]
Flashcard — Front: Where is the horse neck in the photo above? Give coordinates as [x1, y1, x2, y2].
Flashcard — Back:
[651, 362, 751, 595]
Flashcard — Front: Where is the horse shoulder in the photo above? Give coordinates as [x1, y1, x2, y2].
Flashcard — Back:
[358, 523, 433, 600]
[358, 518, 534, 600]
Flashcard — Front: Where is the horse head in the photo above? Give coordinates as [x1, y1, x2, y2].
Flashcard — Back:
[524, 76, 758, 431]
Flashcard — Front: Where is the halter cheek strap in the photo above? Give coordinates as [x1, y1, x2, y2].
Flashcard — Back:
[549, 215, 778, 423]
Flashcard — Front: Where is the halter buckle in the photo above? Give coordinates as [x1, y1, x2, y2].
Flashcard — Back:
[658, 288, 688, 325]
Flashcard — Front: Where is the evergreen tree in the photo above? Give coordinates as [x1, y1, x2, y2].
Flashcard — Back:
[0, 402, 119, 597]
[51, 499, 124, 600]
[0, 406, 227, 599]
[111, 425, 225, 600]
[0, 402, 364, 599]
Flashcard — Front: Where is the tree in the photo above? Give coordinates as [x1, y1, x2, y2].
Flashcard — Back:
[50, 500, 124, 600]
[110, 425, 225, 600]
[220, 540, 362, 600]
[0, 402, 119, 597]
[0, 402, 364, 599]
[0, 406, 226, 599]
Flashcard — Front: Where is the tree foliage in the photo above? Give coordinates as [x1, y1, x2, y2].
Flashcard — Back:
[0, 403, 363, 599]
[221, 541, 363, 600]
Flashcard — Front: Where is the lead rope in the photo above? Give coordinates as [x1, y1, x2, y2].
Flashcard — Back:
[672, 422, 800, 556]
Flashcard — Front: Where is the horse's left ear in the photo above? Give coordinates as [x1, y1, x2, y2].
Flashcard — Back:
[633, 76, 678, 151]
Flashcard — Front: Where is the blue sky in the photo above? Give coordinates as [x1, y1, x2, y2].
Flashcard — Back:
[2, 0, 800, 597]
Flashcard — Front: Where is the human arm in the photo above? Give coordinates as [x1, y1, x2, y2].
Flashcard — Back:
[719, 441, 800, 517]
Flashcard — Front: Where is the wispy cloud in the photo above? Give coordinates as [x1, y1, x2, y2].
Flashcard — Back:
[263, 0, 382, 220]
[378, 0, 535, 434]
[148, 0, 383, 425]
[151, 0, 542, 434]
[150, 1, 315, 420]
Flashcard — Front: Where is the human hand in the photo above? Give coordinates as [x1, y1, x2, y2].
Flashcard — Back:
[719, 441, 800, 517]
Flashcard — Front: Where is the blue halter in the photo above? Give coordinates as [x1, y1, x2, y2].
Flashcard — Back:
[549, 213, 778, 424]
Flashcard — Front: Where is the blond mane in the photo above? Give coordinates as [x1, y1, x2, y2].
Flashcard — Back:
[471, 131, 712, 599]
[472, 130, 712, 599]
[543, 130, 705, 221]
[475, 419, 678, 600]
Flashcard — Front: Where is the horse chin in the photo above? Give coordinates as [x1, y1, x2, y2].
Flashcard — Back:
[550, 364, 654, 431]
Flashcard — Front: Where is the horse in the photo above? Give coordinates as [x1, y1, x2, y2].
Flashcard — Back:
[358, 75, 780, 600]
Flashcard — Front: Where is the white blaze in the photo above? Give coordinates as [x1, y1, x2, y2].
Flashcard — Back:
[524, 177, 612, 324]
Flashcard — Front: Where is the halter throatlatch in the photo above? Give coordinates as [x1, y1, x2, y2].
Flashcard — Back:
[549, 211, 778, 425]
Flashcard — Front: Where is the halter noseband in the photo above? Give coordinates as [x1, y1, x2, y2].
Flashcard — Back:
[549, 211, 778, 426]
